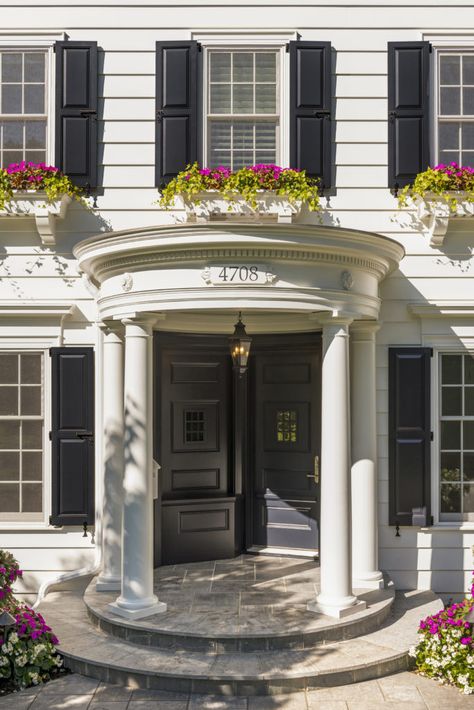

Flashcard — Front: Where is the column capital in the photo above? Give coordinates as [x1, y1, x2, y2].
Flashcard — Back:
[97, 320, 124, 340]
[350, 320, 381, 340]
[318, 312, 354, 328]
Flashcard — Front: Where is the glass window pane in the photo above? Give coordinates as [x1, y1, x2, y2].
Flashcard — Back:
[0, 420, 20, 449]
[210, 84, 231, 114]
[3, 122, 23, 149]
[24, 53, 44, 83]
[440, 483, 461, 512]
[24, 84, 44, 114]
[0, 353, 18, 383]
[210, 53, 231, 83]
[464, 420, 474, 449]
[440, 55, 460, 85]
[22, 420, 42, 449]
[233, 84, 253, 113]
[233, 53, 253, 82]
[442, 354, 462, 384]
[440, 87, 460, 115]
[20, 353, 41, 384]
[3, 150, 23, 167]
[25, 150, 45, 164]
[440, 150, 460, 165]
[461, 152, 474, 168]
[255, 84, 276, 114]
[0, 484, 19, 512]
[233, 151, 253, 170]
[463, 483, 474, 513]
[209, 121, 231, 152]
[442, 387, 462, 415]
[0, 452, 19, 481]
[441, 420, 460, 449]
[2, 53, 22, 82]
[462, 87, 474, 115]
[465, 387, 474, 415]
[465, 354, 474, 383]
[2, 84, 22, 114]
[255, 53, 276, 83]
[463, 452, 474, 481]
[25, 122, 46, 150]
[463, 124, 474, 152]
[441, 451, 461, 481]
[0, 387, 18, 416]
[233, 122, 254, 151]
[22, 483, 42, 513]
[20, 386, 41, 415]
[22, 451, 42, 481]
[439, 123, 459, 152]
[462, 55, 474, 85]
[209, 150, 230, 169]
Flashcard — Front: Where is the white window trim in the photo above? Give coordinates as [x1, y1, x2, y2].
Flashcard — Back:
[190, 31, 297, 169]
[0, 35, 62, 167]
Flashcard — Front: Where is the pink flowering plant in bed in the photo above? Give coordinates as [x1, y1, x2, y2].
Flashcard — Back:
[0, 550, 63, 693]
[409, 571, 474, 694]
[159, 162, 321, 212]
[398, 162, 474, 210]
[0, 161, 83, 210]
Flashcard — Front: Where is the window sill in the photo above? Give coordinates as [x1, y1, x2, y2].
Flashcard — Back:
[0, 192, 72, 245]
[414, 192, 474, 248]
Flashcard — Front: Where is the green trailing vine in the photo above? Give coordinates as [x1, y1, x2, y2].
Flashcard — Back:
[0, 162, 83, 211]
[398, 163, 474, 212]
[159, 162, 321, 212]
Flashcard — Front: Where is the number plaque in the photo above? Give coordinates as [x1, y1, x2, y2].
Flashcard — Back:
[202, 264, 276, 286]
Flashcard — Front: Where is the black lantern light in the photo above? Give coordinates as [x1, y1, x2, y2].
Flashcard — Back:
[229, 312, 252, 376]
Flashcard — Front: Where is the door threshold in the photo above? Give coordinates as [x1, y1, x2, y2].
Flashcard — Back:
[246, 545, 319, 560]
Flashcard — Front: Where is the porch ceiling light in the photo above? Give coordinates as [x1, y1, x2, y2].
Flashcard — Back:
[229, 312, 252, 376]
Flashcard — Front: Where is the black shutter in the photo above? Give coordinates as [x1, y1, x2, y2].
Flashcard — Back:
[389, 347, 431, 526]
[388, 42, 431, 191]
[55, 41, 98, 188]
[50, 348, 95, 526]
[155, 41, 199, 186]
[289, 41, 332, 190]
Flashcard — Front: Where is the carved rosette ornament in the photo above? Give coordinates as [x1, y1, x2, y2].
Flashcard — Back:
[341, 271, 354, 291]
[121, 273, 133, 292]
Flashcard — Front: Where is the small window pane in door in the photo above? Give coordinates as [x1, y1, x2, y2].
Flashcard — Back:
[277, 410, 297, 443]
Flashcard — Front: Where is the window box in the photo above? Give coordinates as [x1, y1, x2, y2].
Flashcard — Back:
[414, 192, 474, 247]
[175, 189, 305, 224]
[0, 191, 72, 245]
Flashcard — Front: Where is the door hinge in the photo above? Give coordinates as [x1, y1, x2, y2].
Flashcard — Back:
[430, 431, 434, 441]
[430, 515, 434, 525]
[429, 43, 433, 53]
[286, 43, 290, 52]
[48, 431, 52, 441]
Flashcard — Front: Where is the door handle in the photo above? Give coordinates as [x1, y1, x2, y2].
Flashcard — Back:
[77, 432, 94, 439]
[306, 456, 319, 484]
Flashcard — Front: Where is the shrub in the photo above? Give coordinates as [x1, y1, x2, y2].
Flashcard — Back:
[159, 162, 321, 212]
[0, 161, 83, 210]
[0, 550, 63, 692]
[409, 572, 474, 694]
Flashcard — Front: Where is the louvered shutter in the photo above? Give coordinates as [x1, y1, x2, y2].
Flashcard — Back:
[55, 41, 98, 189]
[388, 42, 431, 191]
[389, 347, 431, 526]
[289, 41, 332, 190]
[155, 41, 199, 186]
[50, 348, 95, 526]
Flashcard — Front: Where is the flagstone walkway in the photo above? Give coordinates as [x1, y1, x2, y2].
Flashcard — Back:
[1, 670, 472, 709]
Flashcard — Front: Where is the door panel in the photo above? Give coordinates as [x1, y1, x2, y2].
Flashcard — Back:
[251, 348, 320, 550]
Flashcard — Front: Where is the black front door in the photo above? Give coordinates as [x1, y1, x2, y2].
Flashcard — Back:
[250, 343, 321, 550]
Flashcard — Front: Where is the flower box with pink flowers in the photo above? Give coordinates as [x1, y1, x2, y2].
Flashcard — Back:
[0, 162, 83, 245]
[159, 163, 321, 224]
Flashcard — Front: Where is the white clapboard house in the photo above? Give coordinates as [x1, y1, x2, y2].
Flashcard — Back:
[0, 1, 473, 651]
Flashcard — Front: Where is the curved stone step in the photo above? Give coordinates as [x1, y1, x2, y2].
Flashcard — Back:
[84, 577, 395, 653]
[39, 588, 442, 696]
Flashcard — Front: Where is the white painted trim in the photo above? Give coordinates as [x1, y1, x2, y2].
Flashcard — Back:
[0, 32, 66, 45]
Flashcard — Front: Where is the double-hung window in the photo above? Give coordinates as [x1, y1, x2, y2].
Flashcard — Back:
[439, 353, 474, 522]
[0, 351, 44, 522]
[437, 52, 474, 166]
[206, 49, 280, 169]
[0, 50, 48, 168]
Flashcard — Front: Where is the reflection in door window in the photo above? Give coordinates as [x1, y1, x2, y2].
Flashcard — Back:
[277, 409, 297, 443]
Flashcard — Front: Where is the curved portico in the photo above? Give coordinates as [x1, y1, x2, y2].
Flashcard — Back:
[74, 222, 404, 620]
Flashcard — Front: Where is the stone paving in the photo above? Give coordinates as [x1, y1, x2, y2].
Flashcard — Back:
[1, 670, 473, 709]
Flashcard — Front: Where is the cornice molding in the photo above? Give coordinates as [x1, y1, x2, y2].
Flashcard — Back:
[409, 302, 474, 318]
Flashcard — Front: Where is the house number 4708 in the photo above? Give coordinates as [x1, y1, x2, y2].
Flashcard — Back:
[202, 264, 276, 286]
[218, 266, 258, 282]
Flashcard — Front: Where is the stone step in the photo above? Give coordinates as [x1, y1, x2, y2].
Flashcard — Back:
[39, 588, 442, 696]
[84, 579, 396, 653]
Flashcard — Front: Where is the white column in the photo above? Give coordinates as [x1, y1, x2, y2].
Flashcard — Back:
[350, 322, 384, 590]
[96, 324, 124, 592]
[308, 316, 366, 618]
[108, 317, 166, 619]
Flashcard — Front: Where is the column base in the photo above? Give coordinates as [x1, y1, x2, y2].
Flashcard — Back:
[307, 597, 367, 619]
[96, 575, 121, 592]
[353, 572, 385, 591]
[107, 597, 167, 620]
